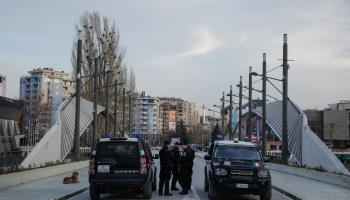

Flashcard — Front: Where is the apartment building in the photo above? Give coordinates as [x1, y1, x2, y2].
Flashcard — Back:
[19, 68, 75, 135]
[0, 74, 6, 97]
[132, 94, 160, 135]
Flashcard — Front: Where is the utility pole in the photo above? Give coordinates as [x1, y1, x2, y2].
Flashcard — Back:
[114, 79, 118, 137]
[201, 104, 205, 148]
[104, 63, 110, 138]
[122, 87, 126, 137]
[282, 34, 289, 164]
[229, 85, 233, 140]
[221, 92, 225, 135]
[248, 66, 253, 142]
[128, 92, 132, 137]
[73, 30, 82, 161]
[238, 76, 243, 140]
[92, 57, 99, 145]
[262, 53, 267, 157]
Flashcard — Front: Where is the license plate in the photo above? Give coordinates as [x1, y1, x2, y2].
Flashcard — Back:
[97, 165, 110, 173]
[236, 183, 249, 188]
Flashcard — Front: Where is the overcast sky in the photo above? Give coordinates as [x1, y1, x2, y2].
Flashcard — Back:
[1, 0, 350, 110]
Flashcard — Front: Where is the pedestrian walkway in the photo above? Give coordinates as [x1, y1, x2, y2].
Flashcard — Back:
[271, 170, 350, 200]
[0, 167, 88, 200]
[196, 151, 350, 200]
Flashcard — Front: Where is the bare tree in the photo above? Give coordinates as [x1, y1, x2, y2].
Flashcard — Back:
[71, 11, 134, 137]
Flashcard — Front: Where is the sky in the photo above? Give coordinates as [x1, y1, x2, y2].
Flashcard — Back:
[1, 0, 350, 110]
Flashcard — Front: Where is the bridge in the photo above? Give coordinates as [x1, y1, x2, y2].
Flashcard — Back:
[20, 95, 350, 175]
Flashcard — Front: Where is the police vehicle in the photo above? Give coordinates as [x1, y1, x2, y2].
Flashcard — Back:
[89, 137, 158, 200]
[204, 139, 272, 200]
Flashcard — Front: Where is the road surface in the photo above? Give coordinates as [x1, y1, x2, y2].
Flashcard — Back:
[71, 155, 290, 200]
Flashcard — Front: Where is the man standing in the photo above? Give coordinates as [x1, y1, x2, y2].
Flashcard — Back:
[158, 140, 173, 196]
[170, 142, 180, 191]
[178, 140, 195, 195]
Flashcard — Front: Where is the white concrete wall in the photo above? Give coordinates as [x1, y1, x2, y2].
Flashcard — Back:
[20, 122, 62, 168]
[0, 161, 88, 190]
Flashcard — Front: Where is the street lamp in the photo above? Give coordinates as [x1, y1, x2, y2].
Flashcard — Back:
[104, 63, 112, 138]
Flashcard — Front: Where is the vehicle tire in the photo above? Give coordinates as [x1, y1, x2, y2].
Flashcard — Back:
[204, 177, 209, 192]
[260, 185, 272, 200]
[143, 182, 152, 199]
[89, 186, 100, 200]
[208, 182, 218, 200]
[152, 169, 157, 191]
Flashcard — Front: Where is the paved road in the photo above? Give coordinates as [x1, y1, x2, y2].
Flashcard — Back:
[71, 155, 290, 200]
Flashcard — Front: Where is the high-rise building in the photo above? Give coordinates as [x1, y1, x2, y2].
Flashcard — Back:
[0, 74, 6, 97]
[158, 97, 198, 133]
[132, 94, 160, 135]
[19, 68, 75, 135]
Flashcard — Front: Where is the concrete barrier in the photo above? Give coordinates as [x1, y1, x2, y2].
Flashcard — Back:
[267, 163, 350, 189]
[0, 160, 88, 190]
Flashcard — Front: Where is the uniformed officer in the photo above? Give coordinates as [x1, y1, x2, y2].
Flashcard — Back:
[170, 142, 180, 191]
[178, 140, 195, 195]
[158, 140, 173, 196]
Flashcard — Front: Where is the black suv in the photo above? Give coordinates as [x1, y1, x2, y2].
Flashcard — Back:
[204, 140, 271, 200]
[89, 138, 158, 200]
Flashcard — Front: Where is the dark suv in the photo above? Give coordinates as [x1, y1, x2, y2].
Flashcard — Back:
[89, 138, 158, 200]
[204, 140, 271, 200]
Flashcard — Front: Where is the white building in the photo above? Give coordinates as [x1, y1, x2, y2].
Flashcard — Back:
[19, 68, 75, 135]
[0, 74, 6, 97]
[132, 94, 160, 135]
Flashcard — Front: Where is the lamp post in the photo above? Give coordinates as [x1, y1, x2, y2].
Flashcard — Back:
[113, 79, 124, 137]
[104, 63, 111, 138]
[122, 87, 126, 137]
[73, 30, 82, 161]
[248, 66, 253, 142]
[262, 53, 267, 157]
[238, 76, 243, 140]
[92, 57, 99, 145]
[282, 34, 289, 164]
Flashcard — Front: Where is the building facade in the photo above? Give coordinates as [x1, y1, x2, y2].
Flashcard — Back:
[132, 94, 160, 135]
[0, 74, 6, 97]
[305, 101, 350, 149]
[158, 97, 198, 133]
[19, 68, 75, 136]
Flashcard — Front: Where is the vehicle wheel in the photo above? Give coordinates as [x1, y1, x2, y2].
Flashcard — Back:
[89, 186, 100, 200]
[143, 182, 152, 199]
[152, 169, 157, 191]
[204, 177, 209, 192]
[208, 182, 218, 200]
[260, 186, 272, 200]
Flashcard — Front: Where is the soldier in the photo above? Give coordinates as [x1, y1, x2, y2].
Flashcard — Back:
[178, 140, 195, 195]
[170, 142, 180, 191]
[158, 140, 173, 196]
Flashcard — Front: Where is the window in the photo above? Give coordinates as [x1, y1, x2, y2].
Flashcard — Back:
[214, 146, 261, 161]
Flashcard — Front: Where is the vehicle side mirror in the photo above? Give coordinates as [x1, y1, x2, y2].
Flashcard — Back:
[204, 155, 211, 160]
[263, 156, 270, 163]
[152, 154, 159, 159]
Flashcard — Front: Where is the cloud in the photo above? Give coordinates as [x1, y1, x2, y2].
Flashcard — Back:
[174, 25, 220, 58]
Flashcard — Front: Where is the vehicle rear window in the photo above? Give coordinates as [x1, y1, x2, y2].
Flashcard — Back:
[97, 141, 139, 158]
[214, 146, 261, 161]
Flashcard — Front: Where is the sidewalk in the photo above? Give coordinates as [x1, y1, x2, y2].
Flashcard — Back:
[196, 151, 350, 200]
[0, 167, 89, 200]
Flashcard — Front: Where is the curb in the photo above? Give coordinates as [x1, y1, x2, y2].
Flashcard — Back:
[272, 185, 302, 200]
[56, 187, 89, 200]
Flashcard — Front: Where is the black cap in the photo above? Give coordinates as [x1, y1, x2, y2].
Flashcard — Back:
[181, 138, 189, 145]
[163, 140, 170, 145]
[175, 142, 180, 145]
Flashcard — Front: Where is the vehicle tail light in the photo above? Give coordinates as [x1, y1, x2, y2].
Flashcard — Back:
[89, 150, 96, 175]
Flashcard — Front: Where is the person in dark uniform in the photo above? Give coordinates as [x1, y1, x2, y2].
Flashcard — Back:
[178, 140, 195, 195]
[170, 142, 180, 191]
[158, 140, 173, 196]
